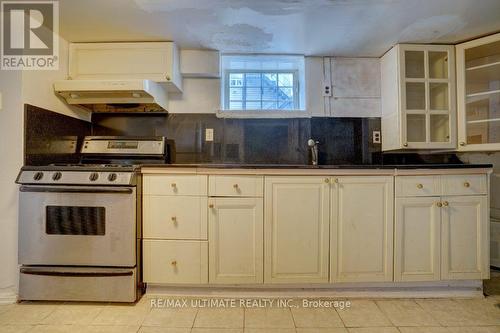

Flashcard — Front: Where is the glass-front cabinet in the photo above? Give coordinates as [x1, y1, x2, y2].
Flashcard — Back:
[456, 33, 500, 151]
[381, 44, 456, 151]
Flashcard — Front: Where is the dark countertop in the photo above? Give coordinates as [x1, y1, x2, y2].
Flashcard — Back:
[140, 163, 493, 170]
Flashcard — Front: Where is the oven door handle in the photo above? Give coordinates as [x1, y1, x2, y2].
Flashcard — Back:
[20, 268, 134, 277]
[19, 186, 133, 194]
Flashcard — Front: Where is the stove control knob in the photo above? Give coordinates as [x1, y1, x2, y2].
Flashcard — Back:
[108, 173, 117, 182]
[89, 172, 99, 182]
[33, 172, 44, 181]
[52, 172, 62, 181]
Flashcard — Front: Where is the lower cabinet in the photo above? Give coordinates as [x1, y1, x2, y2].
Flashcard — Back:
[331, 176, 394, 282]
[395, 187, 489, 281]
[208, 197, 264, 284]
[395, 197, 441, 281]
[441, 196, 489, 280]
[143, 240, 208, 284]
[264, 177, 330, 283]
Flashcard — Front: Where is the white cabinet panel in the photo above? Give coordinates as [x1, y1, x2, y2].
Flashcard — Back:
[395, 197, 441, 281]
[209, 175, 263, 197]
[143, 195, 208, 240]
[331, 176, 394, 282]
[441, 196, 489, 280]
[264, 177, 330, 283]
[209, 198, 263, 284]
[143, 240, 208, 284]
[143, 174, 208, 196]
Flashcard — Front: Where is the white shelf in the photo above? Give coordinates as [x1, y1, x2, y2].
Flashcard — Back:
[466, 89, 500, 99]
[466, 60, 500, 71]
[467, 117, 500, 124]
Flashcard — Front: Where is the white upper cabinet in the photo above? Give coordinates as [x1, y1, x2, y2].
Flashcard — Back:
[381, 44, 456, 151]
[69, 42, 182, 92]
[456, 33, 500, 151]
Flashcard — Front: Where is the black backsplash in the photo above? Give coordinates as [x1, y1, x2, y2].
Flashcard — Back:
[91, 113, 381, 165]
[24, 105, 91, 166]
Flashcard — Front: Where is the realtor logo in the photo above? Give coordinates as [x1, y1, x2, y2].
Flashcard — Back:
[1, 0, 59, 70]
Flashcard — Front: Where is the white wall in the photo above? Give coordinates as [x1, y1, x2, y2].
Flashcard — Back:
[0, 70, 23, 304]
[0, 35, 88, 304]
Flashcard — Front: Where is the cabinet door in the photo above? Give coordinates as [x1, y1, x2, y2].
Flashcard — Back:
[456, 32, 500, 151]
[441, 196, 489, 280]
[264, 177, 330, 283]
[399, 44, 456, 149]
[209, 198, 263, 284]
[395, 197, 441, 281]
[331, 177, 394, 282]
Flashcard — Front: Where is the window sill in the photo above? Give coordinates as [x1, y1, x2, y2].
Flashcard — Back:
[216, 109, 310, 119]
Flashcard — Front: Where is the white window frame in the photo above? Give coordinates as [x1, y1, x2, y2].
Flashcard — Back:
[218, 54, 308, 118]
[223, 69, 300, 111]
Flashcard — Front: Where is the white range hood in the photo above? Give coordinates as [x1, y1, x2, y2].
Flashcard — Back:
[53, 79, 169, 112]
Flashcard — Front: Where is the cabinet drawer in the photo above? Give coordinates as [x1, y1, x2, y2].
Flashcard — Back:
[143, 175, 207, 196]
[209, 175, 263, 197]
[442, 175, 487, 195]
[396, 176, 441, 197]
[143, 240, 208, 284]
[143, 196, 208, 240]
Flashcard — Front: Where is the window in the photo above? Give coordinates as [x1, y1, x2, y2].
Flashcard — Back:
[221, 55, 305, 112]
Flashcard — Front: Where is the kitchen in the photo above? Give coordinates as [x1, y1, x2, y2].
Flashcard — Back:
[1, 0, 500, 332]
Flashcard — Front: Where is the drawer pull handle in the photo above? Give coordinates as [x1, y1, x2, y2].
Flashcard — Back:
[436, 202, 443, 207]
[443, 201, 449, 207]
[171, 183, 177, 188]
[209, 204, 214, 208]
[171, 260, 177, 266]
[464, 182, 470, 188]
[171, 216, 177, 222]
[416, 183, 423, 189]
[233, 184, 239, 189]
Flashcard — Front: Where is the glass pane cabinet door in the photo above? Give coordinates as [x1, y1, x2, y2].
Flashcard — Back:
[402, 47, 454, 147]
[463, 40, 500, 146]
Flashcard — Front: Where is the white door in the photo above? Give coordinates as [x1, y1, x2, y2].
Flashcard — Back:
[441, 196, 489, 280]
[331, 177, 394, 282]
[395, 197, 441, 281]
[264, 177, 330, 283]
[208, 197, 263, 284]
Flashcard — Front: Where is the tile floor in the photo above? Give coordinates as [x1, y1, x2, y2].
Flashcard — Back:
[0, 296, 499, 333]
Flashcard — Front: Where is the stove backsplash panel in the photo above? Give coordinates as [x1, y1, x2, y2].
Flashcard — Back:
[25, 105, 91, 166]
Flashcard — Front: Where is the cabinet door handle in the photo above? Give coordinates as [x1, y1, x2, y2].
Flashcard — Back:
[171, 260, 177, 266]
[442, 201, 449, 207]
[416, 183, 424, 189]
[208, 204, 214, 208]
[459, 142, 466, 146]
[171, 183, 177, 188]
[171, 216, 177, 223]
[324, 178, 330, 184]
[464, 182, 470, 188]
[233, 184, 239, 189]
[436, 202, 443, 207]
[403, 143, 408, 147]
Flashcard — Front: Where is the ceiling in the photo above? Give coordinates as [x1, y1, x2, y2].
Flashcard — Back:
[59, 0, 500, 57]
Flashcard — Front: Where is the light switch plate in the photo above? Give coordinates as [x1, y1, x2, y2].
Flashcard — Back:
[205, 128, 214, 142]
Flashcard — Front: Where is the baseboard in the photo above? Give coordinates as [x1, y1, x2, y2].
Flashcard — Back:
[146, 280, 484, 299]
[0, 291, 17, 304]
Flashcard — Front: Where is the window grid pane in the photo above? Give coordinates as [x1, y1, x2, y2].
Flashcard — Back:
[227, 71, 296, 110]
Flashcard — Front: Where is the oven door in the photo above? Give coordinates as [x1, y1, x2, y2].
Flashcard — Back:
[19, 185, 137, 267]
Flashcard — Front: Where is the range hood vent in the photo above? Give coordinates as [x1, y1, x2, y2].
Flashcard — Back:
[53, 79, 169, 113]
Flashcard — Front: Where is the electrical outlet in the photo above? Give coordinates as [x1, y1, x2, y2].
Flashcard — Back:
[373, 131, 381, 144]
[205, 128, 214, 142]
[322, 82, 332, 97]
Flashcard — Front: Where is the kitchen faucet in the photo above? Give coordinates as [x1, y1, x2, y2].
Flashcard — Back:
[308, 139, 319, 166]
